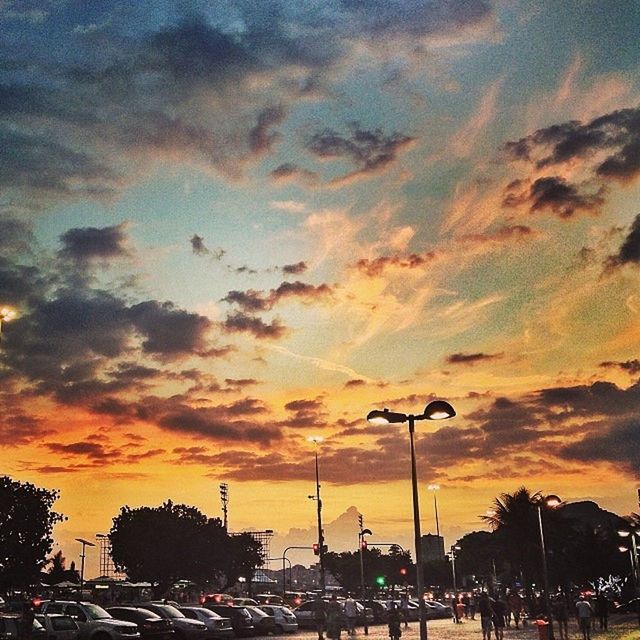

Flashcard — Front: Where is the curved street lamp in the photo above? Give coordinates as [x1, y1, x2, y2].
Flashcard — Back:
[367, 399, 455, 640]
[536, 494, 561, 640]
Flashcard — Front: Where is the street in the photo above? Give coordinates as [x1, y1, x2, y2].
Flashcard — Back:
[284, 616, 640, 640]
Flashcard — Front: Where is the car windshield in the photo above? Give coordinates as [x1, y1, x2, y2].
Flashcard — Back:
[156, 605, 185, 618]
[84, 604, 112, 620]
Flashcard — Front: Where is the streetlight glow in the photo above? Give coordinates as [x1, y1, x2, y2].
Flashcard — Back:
[307, 435, 324, 444]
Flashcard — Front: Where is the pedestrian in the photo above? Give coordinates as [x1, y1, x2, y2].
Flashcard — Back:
[478, 592, 494, 640]
[399, 592, 410, 628]
[456, 600, 466, 623]
[576, 595, 592, 640]
[595, 593, 608, 630]
[387, 603, 402, 640]
[326, 594, 343, 640]
[313, 597, 327, 640]
[552, 596, 569, 640]
[507, 591, 523, 629]
[468, 592, 477, 620]
[492, 596, 507, 640]
[451, 596, 460, 624]
[462, 593, 470, 619]
[344, 595, 358, 636]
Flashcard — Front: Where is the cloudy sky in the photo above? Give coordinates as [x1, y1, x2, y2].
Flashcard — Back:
[2, 0, 640, 576]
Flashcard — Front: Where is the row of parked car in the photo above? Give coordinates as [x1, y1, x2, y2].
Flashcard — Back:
[0, 595, 453, 640]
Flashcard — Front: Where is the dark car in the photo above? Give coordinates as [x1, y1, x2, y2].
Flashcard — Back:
[132, 604, 206, 640]
[360, 600, 387, 624]
[616, 598, 640, 613]
[107, 608, 173, 640]
[0, 615, 47, 640]
[202, 606, 254, 638]
[178, 608, 233, 640]
[242, 608, 275, 636]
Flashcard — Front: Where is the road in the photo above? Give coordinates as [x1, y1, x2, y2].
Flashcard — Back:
[285, 615, 639, 640]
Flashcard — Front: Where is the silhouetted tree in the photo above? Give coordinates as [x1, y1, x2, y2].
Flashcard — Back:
[44, 550, 79, 586]
[0, 476, 65, 591]
[110, 500, 262, 596]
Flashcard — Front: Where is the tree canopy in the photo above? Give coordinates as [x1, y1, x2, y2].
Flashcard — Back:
[0, 475, 65, 591]
[109, 500, 263, 595]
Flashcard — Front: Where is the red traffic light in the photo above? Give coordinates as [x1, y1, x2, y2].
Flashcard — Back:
[361, 540, 367, 549]
[399, 568, 407, 576]
[313, 543, 320, 555]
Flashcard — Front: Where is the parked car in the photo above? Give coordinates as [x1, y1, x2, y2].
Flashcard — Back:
[201, 606, 254, 638]
[424, 601, 452, 620]
[257, 606, 297, 634]
[293, 600, 371, 629]
[106, 607, 173, 640]
[359, 600, 387, 624]
[40, 602, 140, 640]
[253, 597, 283, 607]
[241, 608, 275, 636]
[177, 607, 233, 640]
[199, 597, 233, 607]
[230, 601, 256, 609]
[0, 614, 47, 640]
[35, 614, 80, 640]
[132, 604, 206, 640]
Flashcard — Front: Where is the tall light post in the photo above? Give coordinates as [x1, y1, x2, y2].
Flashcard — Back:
[367, 400, 456, 640]
[618, 528, 640, 594]
[75, 538, 95, 596]
[427, 485, 441, 538]
[536, 494, 561, 640]
[358, 514, 372, 636]
[307, 436, 326, 596]
[449, 545, 461, 600]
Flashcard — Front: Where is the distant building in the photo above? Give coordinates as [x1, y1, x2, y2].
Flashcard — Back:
[421, 533, 445, 562]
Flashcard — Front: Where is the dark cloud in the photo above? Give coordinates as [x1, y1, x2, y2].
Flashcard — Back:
[190, 234, 225, 259]
[222, 281, 334, 312]
[344, 379, 366, 388]
[269, 163, 318, 184]
[277, 397, 328, 429]
[249, 106, 285, 153]
[222, 312, 288, 339]
[354, 252, 435, 277]
[503, 176, 605, 218]
[58, 223, 130, 264]
[604, 213, 640, 269]
[0, 411, 54, 446]
[446, 352, 504, 365]
[281, 261, 308, 275]
[127, 300, 212, 356]
[307, 124, 415, 182]
[599, 359, 640, 375]
[561, 419, 640, 474]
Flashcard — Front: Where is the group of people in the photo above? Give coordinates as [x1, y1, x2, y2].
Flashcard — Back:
[313, 594, 360, 640]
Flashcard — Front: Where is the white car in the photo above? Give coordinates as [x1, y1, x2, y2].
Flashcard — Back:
[258, 606, 298, 634]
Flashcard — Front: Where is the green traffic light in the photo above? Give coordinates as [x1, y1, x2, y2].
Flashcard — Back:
[375, 575, 386, 586]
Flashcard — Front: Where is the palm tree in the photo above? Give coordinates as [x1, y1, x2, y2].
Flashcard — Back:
[481, 487, 545, 599]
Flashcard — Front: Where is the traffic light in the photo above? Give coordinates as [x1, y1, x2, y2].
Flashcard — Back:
[361, 539, 368, 549]
[375, 575, 386, 587]
[399, 567, 407, 576]
[313, 543, 320, 555]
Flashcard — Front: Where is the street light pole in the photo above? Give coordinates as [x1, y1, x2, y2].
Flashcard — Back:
[367, 400, 456, 640]
[536, 495, 561, 640]
[358, 515, 372, 636]
[449, 545, 460, 600]
[308, 436, 325, 596]
[282, 546, 313, 597]
[75, 538, 95, 597]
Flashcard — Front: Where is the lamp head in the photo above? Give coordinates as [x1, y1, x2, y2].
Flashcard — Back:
[0, 307, 16, 322]
[428, 483, 440, 491]
[367, 408, 407, 424]
[619, 545, 630, 553]
[307, 435, 324, 444]
[422, 400, 456, 420]
[362, 528, 372, 536]
[618, 529, 631, 538]
[544, 494, 561, 508]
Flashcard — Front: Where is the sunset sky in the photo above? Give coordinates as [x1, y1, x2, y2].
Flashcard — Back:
[2, 0, 640, 579]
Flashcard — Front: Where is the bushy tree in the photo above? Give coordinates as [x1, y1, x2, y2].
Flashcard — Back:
[0, 476, 65, 591]
[44, 550, 79, 586]
[110, 500, 262, 595]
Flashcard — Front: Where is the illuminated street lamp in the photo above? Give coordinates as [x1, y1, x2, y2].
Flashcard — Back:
[307, 436, 326, 595]
[536, 494, 561, 640]
[427, 484, 441, 538]
[75, 538, 96, 595]
[367, 400, 456, 640]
